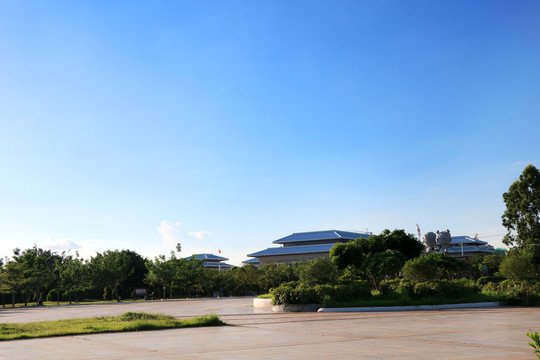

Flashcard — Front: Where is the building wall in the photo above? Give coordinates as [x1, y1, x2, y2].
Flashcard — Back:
[258, 252, 329, 267]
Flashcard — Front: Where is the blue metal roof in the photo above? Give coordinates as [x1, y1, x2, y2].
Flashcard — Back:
[203, 262, 233, 269]
[248, 244, 334, 257]
[186, 253, 229, 262]
[242, 257, 260, 264]
[273, 230, 371, 244]
[446, 246, 494, 254]
[450, 236, 488, 246]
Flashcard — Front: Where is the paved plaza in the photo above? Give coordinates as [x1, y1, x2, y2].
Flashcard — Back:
[0, 297, 539, 359]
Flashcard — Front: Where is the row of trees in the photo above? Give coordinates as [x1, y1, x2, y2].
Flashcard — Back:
[1, 164, 538, 307]
[0, 243, 327, 306]
[0, 248, 147, 306]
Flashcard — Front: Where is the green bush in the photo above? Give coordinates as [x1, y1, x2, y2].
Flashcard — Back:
[436, 279, 478, 299]
[378, 279, 403, 296]
[481, 280, 540, 306]
[402, 254, 465, 282]
[323, 280, 371, 302]
[499, 281, 540, 306]
[45, 289, 65, 302]
[395, 280, 414, 298]
[477, 275, 505, 287]
[413, 282, 439, 299]
[271, 280, 371, 305]
[271, 282, 318, 305]
[377, 279, 479, 300]
[481, 281, 501, 293]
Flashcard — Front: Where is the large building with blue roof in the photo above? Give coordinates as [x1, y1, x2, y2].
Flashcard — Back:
[246, 230, 371, 267]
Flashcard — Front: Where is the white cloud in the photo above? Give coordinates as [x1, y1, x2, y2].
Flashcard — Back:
[43, 236, 82, 251]
[158, 220, 184, 247]
[155, 221, 216, 258]
[188, 231, 213, 240]
[39, 236, 132, 260]
[158, 220, 213, 245]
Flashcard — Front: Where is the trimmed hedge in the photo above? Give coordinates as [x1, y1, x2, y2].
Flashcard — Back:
[378, 279, 479, 300]
[477, 275, 505, 287]
[271, 280, 371, 305]
[481, 280, 540, 306]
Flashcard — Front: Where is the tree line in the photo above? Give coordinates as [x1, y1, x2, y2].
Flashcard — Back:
[0, 164, 538, 307]
[0, 244, 325, 307]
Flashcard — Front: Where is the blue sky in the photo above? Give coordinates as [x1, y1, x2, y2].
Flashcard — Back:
[1, 1, 539, 265]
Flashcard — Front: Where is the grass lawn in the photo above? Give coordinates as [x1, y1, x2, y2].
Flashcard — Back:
[0, 312, 225, 341]
[0, 298, 150, 308]
[256, 294, 272, 299]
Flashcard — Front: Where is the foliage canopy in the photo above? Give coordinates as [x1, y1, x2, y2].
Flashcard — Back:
[502, 164, 540, 248]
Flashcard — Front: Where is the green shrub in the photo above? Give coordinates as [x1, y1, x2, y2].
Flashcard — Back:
[376, 279, 479, 300]
[436, 279, 478, 298]
[271, 282, 318, 305]
[378, 279, 402, 296]
[327, 280, 371, 302]
[271, 280, 371, 305]
[402, 254, 465, 282]
[482, 281, 501, 293]
[499, 281, 540, 306]
[477, 275, 505, 287]
[46, 289, 65, 302]
[395, 280, 414, 298]
[412, 282, 439, 299]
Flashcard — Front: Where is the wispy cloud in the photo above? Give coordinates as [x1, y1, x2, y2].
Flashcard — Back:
[158, 221, 184, 247]
[44, 236, 82, 251]
[188, 231, 213, 240]
[158, 220, 213, 246]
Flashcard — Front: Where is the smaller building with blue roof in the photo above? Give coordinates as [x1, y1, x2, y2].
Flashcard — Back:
[445, 236, 495, 258]
[187, 253, 233, 271]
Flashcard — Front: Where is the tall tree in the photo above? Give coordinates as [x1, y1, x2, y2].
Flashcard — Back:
[60, 255, 88, 303]
[90, 250, 145, 301]
[330, 229, 423, 272]
[145, 254, 175, 298]
[367, 229, 424, 260]
[502, 164, 540, 248]
[13, 246, 60, 305]
[1, 260, 30, 307]
[329, 239, 369, 271]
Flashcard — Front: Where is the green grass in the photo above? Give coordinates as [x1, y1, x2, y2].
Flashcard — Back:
[323, 293, 504, 308]
[0, 312, 225, 341]
[257, 294, 272, 299]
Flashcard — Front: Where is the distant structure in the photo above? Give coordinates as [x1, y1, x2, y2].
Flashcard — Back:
[422, 228, 495, 259]
[423, 231, 437, 253]
[437, 229, 452, 254]
[186, 253, 233, 271]
[445, 236, 495, 259]
[242, 257, 260, 266]
[245, 230, 371, 267]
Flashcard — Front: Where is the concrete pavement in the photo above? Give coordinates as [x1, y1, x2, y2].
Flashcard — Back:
[0, 297, 539, 359]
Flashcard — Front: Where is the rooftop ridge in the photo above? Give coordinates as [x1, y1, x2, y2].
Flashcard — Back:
[289, 229, 369, 235]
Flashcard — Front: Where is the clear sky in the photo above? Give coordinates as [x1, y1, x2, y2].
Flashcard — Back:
[1, 1, 539, 266]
